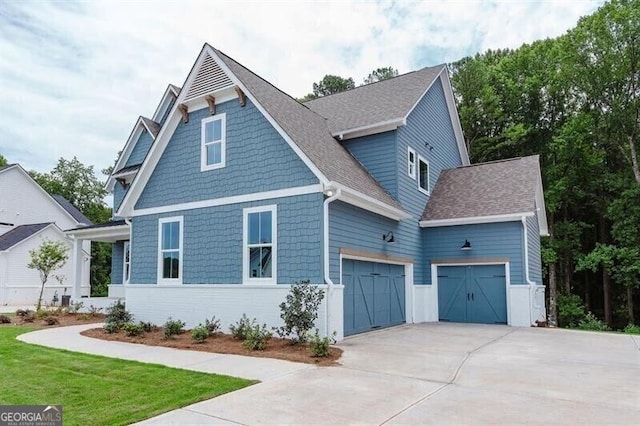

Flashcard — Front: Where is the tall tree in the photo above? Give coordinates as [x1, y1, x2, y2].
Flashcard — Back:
[363, 67, 398, 84]
[300, 75, 356, 101]
[0, 154, 7, 166]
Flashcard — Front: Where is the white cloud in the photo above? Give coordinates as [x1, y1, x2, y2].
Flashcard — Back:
[0, 0, 602, 175]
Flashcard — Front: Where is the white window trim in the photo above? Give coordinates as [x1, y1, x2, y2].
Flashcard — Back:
[200, 113, 226, 171]
[418, 155, 430, 195]
[157, 216, 184, 284]
[123, 241, 131, 285]
[407, 147, 416, 179]
[243, 205, 277, 285]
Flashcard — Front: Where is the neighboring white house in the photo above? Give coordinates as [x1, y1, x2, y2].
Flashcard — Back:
[0, 164, 92, 306]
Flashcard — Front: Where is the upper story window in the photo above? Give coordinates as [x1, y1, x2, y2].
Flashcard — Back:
[158, 216, 183, 283]
[201, 113, 226, 171]
[418, 156, 430, 195]
[408, 147, 416, 179]
[243, 205, 277, 284]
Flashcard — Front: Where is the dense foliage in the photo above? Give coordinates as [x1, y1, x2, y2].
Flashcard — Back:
[450, 0, 639, 328]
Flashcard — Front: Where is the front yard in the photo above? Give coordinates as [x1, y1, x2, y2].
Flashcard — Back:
[0, 325, 254, 425]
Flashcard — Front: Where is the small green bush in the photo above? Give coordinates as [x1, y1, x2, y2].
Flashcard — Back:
[205, 316, 221, 335]
[22, 311, 36, 323]
[139, 321, 156, 332]
[36, 309, 51, 319]
[576, 312, 610, 331]
[191, 324, 210, 343]
[309, 329, 336, 357]
[87, 305, 103, 317]
[0, 314, 11, 324]
[623, 323, 640, 334]
[104, 300, 132, 332]
[69, 301, 84, 314]
[43, 316, 60, 326]
[104, 322, 119, 334]
[275, 280, 325, 344]
[557, 293, 587, 328]
[123, 322, 146, 337]
[15, 309, 31, 317]
[163, 318, 186, 338]
[243, 323, 272, 351]
[229, 314, 256, 340]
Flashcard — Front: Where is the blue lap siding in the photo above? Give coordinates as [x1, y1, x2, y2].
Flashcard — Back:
[111, 241, 125, 285]
[342, 131, 398, 198]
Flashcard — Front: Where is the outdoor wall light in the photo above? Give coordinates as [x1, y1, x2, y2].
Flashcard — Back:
[461, 240, 472, 250]
[382, 231, 395, 244]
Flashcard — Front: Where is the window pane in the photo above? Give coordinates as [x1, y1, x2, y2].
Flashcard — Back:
[163, 252, 179, 279]
[213, 119, 221, 141]
[419, 160, 429, 191]
[248, 213, 260, 244]
[249, 247, 272, 278]
[162, 221, 180, 250]
[206, 142, 221, 165]
[260, 211, 272, 243]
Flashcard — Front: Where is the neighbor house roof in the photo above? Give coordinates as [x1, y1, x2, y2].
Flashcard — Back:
[0, 223, 52, 251]
[52, 195, 92, 225]
[0, 164, 15, 172]
[421, 155, 544, 223]
[304, 66, 444, 135]
[214, 48, 404, 213]
[66, 220, 126, 232]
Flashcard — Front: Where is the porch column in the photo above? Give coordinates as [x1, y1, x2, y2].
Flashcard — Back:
[71, 237, 83, 301]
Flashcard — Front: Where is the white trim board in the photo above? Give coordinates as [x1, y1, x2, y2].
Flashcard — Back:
[419, 212, 534, 228]
[132, 184, 321, 217]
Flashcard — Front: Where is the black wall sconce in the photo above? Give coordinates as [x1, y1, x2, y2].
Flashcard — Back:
[424, 141, 434, 151]
[461, 240, 472, 250]
[382, 231, 395, 244]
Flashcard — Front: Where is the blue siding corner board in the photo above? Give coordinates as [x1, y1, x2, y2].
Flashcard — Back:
[136, 98, 318, 210]
[423, 221, 525, 285]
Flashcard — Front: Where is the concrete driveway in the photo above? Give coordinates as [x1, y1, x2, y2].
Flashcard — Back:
[141, 323, 640, 425]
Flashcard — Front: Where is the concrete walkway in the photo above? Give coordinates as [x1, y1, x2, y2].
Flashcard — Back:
[17, 323, 640, 425]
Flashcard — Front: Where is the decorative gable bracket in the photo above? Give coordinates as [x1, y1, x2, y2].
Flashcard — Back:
[235, 87, 246, 107]
[178, 104, 189, 123]
[205, 95, 216, 115]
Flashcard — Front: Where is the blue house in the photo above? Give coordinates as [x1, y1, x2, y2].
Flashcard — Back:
[67, 44, 547, 339]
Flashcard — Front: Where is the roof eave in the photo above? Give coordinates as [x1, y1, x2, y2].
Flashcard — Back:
[419, 212, 534, 228]
[329, 182, 410, 221]
[333, 118, 406, 141]
[65, 224, 130, 242]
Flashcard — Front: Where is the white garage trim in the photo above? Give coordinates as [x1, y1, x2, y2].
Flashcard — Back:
[430, 260, 511, 326]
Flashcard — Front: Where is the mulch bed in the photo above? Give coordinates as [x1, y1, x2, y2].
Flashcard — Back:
[81, 327, 342, 366]
[0, 312, 106, 327]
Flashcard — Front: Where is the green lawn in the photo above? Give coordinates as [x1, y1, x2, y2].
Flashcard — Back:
[0, 326, 254, 425]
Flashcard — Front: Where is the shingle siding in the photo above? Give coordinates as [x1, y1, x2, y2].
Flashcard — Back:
[342, 131, 398, 198]
[527, 214, 542, 284]
[160, 98, 176, 127]
[111, 241, 125, 285]
[130, 193, 324, 285]
[113, 184, 126, 213]
[136, 98, 318, 209]
[126, 131, 154, 167]
[423, 221, 525, 285]
[397, 76, 463, 218]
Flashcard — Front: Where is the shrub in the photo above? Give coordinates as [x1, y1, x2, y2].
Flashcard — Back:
[123, 322, 145, 337]
[15, 309, 31, 317]
[104, 301, 132, 332]
[576, 312, 610, 331]
[36, 309, 51, 319]
[103, 322, 119, 334]
[87, 305, 103, 317]
[191, 324, 210, 343]
[229, 314, 257, 340]
[309, 329, 336, 357]
[139, 321, 156, 332]
[69, 301, 84, 314]
[557, 293, 587, 328]
[205, 316, 221, 335]
[275, 280, 325, 343]
[22, 311, 36, 323]
[43, 317, 60, 326]
[623, 323, 640, 334]
[0, 314, 11, 324]
[53, 306, 68, 316]
[163, 318, 186, 338]
[243, 323, 272, 351]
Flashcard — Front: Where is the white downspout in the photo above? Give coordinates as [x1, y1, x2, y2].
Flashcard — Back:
[323, 188, 341, 336]
[521, 215, 543, 324]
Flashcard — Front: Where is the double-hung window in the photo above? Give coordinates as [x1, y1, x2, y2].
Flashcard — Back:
[123, 241, 131, 284]
[243, 205, 277, 284]
[158, 217, 183, 283]
[408, 147, 416, 179]
[418, 156, 430, 194]
[201, 113, 226, 171]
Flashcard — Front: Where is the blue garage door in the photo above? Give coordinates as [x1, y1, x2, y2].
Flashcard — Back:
[343, 259, 406, 336]
[438, 264, 507, 324]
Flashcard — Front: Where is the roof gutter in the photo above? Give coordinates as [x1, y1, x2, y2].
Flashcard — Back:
[323, 188, 341, 337]
[419, 212, 534, 228]
[333, 118, 406, 141]
[327, 182, 410, 221]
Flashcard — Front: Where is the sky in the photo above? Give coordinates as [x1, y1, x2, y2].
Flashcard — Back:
[0, 0, 604, 176]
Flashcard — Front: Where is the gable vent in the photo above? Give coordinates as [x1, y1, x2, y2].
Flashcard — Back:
[184, 53, 234, 101]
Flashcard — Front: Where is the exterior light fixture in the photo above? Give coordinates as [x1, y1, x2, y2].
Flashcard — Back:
[461, 240, 472, 250]
[325, 189, 334, 197]
[382, 231, 395, 244]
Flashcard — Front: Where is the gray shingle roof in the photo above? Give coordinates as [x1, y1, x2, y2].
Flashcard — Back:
[0, 223, 51, 251]
[140, 116, 161, 138]
[421, 156, 540, 221]
[214, 47, 403, 211]
[52, 195, 92, 225]
[304, 66, 444, 134]
[113, 163, 141, 176]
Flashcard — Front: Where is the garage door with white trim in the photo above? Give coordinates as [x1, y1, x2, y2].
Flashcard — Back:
[437, 264, 507, 324]
[342, 259, 406, 336]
